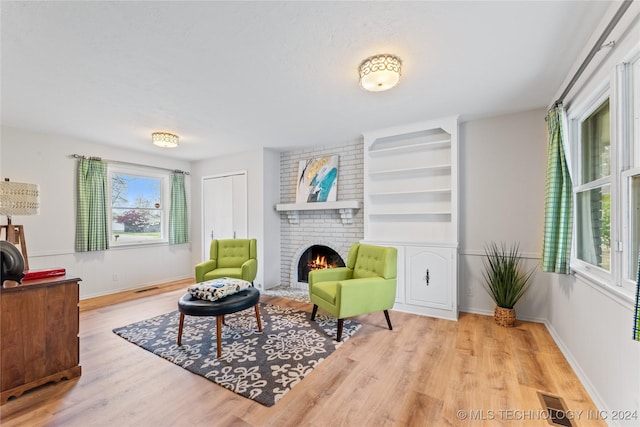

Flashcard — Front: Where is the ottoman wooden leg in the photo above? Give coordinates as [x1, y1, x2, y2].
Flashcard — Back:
[254, 304, 263, 332]
[177, 313, 185, 346]
[216, 316, 223, 358]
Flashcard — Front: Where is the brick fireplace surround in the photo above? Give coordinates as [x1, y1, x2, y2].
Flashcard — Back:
[279, 140, 364, 289]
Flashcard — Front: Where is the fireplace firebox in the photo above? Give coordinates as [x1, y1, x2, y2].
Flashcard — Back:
[297, 245, 345, 283]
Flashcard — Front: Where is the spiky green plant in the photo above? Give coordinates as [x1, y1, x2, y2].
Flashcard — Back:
[481, 242, 536, 309]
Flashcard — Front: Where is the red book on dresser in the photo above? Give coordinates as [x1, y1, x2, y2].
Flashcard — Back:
[23, 268, 66, 281]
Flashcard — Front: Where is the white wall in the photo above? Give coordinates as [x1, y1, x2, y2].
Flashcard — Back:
[190, 147, 281, 289]
[0, 126, 193, 299]
[458, 108, 549, 321]
[548, 273, 639, 424]
[544, 3, 640, 423]
[261, 148, 282, 289]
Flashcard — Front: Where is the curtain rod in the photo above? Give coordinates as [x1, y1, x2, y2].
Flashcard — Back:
[555, 0, 633, 105]
[70, 154, 190, 175]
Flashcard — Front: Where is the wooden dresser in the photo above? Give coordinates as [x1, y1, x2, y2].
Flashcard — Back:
[1, 275, 82, 404]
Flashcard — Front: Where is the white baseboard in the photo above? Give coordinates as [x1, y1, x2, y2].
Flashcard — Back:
[79, 274, 193, 300]
[458, 307, 548, 324]
[542, 320, 615, 425]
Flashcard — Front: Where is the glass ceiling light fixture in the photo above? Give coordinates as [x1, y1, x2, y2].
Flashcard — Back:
[359, 54, 402, 92]
[152, 131, 179, 148]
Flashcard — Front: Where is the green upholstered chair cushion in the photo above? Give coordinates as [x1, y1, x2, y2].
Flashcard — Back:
[216, 239, 252, 268]
[352, 244, 397, 279]
[203, 268, 244, 281]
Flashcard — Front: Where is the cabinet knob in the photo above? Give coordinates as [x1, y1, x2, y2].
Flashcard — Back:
[424, 269, 430, 286]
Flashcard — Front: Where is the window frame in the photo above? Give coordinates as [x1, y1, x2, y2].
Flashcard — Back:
[620, 52, 640, 290]
[622, 167, 640, 289]
[567, 47, 639, 298]
[108, 164, 171, 247]
[570, 87, 613, 285]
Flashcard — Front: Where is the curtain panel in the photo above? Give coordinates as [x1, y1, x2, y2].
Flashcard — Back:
[75, 158, 109, 252]
[542, 104, 573, 274]
[169, 172, 188, 244]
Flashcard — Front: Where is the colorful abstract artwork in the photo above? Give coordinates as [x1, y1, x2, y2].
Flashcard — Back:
[296, 155, 339, 203]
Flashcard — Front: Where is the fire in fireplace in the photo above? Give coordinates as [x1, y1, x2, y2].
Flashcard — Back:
[297, 245, 345, 283]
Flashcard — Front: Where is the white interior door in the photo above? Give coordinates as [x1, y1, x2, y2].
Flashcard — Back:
[231, 173, 247, 238]
[202, 172, 247, 260]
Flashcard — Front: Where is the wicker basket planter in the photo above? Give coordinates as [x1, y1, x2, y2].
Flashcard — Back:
[494, 306, 516, 327]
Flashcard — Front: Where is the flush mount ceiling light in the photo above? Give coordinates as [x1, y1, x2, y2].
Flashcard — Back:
[359, 54, 402, 92]
[152, 132, 179, 148]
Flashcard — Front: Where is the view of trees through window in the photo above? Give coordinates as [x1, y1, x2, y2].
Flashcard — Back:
[576, 99, 611, 270]
[111, 173, 163, 243]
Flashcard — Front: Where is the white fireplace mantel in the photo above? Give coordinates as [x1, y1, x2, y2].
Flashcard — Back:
[275, 200, 361, 225]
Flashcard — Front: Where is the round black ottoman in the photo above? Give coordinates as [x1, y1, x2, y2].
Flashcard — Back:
[177, 287, 262, 357]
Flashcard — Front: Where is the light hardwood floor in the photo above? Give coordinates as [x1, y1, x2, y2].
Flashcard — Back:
[1, 280, 605, 427]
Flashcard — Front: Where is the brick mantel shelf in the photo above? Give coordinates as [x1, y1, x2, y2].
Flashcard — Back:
[276, 200, 361, 225]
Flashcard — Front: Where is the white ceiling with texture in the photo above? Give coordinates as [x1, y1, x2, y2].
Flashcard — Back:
[2, 1, 612, 161]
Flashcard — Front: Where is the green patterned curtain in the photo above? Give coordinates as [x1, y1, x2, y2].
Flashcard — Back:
[542, 104, 573, 273]
[634, 250, 640, 341]
[75, 158, 109, 252]
[169, 172, 188, 244]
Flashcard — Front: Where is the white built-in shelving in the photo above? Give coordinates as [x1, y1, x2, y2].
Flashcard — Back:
[368, 164, 452, 177]
[363, 116, 459, 320]
[364, 120, 458, 242]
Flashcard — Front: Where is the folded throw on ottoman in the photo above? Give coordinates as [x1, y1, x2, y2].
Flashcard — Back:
[187, 278, 252, 302]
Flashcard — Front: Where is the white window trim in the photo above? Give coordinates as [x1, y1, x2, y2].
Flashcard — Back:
[569, 85, 612, 283]
[108, 164, 171, 247]
[621, 167, 640, 290]
[567, 46, 639, 302]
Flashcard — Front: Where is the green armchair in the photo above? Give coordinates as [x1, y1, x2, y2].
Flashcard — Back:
[308, 242, 397, 341]
[195, 239, 258, 284]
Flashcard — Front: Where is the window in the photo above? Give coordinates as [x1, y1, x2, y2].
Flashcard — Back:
[576, 99, 611, 270]
[624, 58, 640, 283]
[629, 174, 640, 280]
[109, 167, 169, 245]
[569, 50, 639, 295]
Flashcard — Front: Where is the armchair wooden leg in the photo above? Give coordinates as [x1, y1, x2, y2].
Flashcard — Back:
[254, 304, 263, 332]
[337, 318, 344, 342]
[311, 304, 318, 321]
[384, 310, 393, 330]
[177, 313, 185, 346]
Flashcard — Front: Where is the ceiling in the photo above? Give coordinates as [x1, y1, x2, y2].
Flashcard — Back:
[1, 1, 613, 162]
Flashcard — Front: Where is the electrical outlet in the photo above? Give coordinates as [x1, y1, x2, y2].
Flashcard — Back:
[112, 273, 118, 281]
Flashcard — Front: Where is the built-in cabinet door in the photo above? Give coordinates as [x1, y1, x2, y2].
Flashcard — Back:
[202, 172, 247, 260]
[405, 246, 453, 310]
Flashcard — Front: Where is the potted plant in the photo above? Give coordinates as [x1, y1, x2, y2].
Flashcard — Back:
[481, 242, 536, 327]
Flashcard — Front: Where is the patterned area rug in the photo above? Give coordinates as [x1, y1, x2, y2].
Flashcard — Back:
[113, 303, 360, 406]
